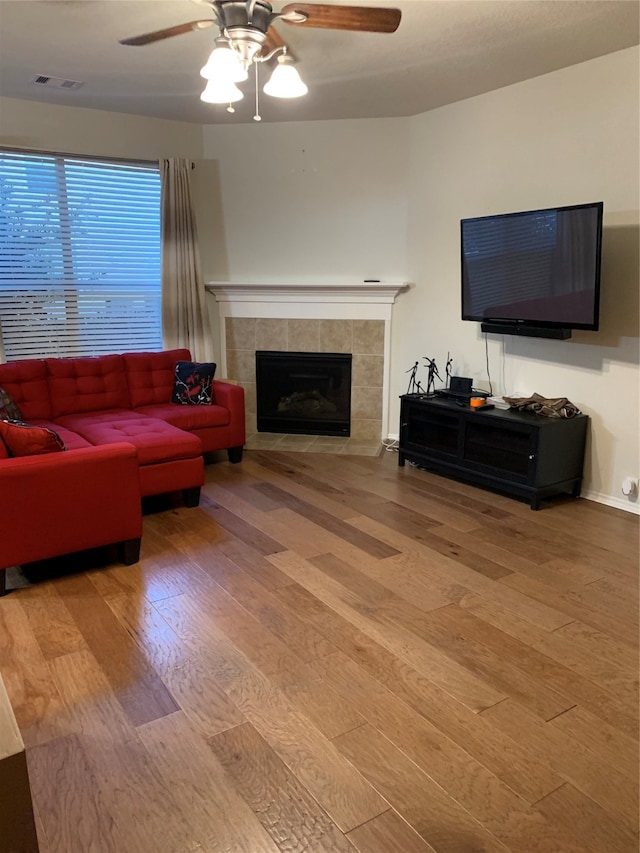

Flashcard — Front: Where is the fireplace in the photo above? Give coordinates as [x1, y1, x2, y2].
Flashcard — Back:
[256, 350, 352, 436]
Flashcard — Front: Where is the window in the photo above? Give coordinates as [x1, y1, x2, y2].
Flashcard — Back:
[0, 150, 161, 360]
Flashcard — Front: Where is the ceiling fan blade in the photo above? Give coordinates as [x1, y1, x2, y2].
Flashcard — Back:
[261, 26, 293, 58]
[119, 20, 214, 46]
[279, 4, 401, 33]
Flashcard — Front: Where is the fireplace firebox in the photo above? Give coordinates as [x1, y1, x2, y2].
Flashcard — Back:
[255, 351, 352, 436]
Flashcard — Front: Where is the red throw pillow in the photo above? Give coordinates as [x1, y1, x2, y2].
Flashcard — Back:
[0, 419, 66, 457]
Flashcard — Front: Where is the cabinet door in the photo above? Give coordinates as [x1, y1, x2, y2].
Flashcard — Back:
[401, 403, 459, 458]
[462, 419, 535, 481]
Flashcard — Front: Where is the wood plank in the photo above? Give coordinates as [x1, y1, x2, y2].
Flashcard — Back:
[460, 595, 639, 736]
[430, 526, 605, 589]
[309, 551, 449, 618]
[154, 592, 388, 833]
[20, 587, 86, 660]
[347, 809, 438, 853]
[481, 698, 639, 830]
[269, 549, 506, 713]
[461, 594, 639, 698]
[335, 722, 590, 853]
[547, 704, 639, 783]
[238, 457, 361, 520]
[158, 657, 246, 738]
[0, 599, 73, 748]
[349, 517, 575, 631]
[208, 721, 357, 853]
[101, 591, 193, 677]
[278, 583, 566, 803]
[27, 733, 122, 853]
[499, 571, 639, 648]
[137, 712, 282, 853]
[199, 494, 288, 556]
[154, 569, 363, 739]
[394, 603, 574, 720]
[252, 481, 402, 558]
[176, 538, 338, 663]
[314, 650, 562, 806]
[214, 536, 296, 591]
[55, 573, 179, 727]
[535, 782, 639, 853]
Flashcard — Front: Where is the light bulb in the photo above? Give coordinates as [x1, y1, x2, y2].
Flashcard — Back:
[200, 41, 248, 83]
[264, 55, 308, 99]
[200, 79, 244, 104]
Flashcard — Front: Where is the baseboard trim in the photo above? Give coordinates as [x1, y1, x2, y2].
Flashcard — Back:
[581, 489, 640, 515]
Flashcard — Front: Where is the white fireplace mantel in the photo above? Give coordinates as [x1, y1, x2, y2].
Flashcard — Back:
[206, 281, 409, 305]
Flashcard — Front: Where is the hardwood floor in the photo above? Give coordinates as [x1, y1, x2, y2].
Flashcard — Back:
[1, 449, 638, 853]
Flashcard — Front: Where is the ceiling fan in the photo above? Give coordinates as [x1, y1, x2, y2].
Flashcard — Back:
[120, 1, 401, 116]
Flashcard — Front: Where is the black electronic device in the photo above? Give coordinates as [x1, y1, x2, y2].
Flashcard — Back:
[449, 376, 472, 393]
[461, 201, 603, 339]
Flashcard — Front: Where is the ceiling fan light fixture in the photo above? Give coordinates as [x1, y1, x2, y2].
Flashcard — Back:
[200, 38, 248, 82]
[200, 78, 244, 104]
[264, 54, 308, 99]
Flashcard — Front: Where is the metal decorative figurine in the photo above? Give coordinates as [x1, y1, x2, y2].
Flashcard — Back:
[405, 361, 425, 394]
[423, 357, 442, 395]
[445, 352, 453, 388]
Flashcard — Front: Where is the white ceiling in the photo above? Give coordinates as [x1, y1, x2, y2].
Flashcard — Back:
[0, 0, 638, 125]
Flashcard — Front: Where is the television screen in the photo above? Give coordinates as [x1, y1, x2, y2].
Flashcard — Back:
[461, 202, 603, 331]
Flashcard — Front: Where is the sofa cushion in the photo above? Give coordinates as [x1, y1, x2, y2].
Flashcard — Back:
[32, 421, 94, 451]
[0, 386, 22, 421]
[46, 354, 131, 418]
[134, 403, 230, 430]
[0, 436, 9, 459]
[0, 360, 51, 421]
[0, 419, 66, 457]
[57, 413, 202, 465]
[172, 361, 217, 405]
[122, 349, 191, 408]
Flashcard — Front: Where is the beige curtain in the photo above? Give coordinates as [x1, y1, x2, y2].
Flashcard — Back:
[160, 158, 213, 362]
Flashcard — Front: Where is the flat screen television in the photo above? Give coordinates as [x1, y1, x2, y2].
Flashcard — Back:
[461, 201, 603, 339]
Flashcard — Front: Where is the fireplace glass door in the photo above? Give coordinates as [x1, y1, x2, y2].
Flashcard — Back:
[255, 351, 352, 436]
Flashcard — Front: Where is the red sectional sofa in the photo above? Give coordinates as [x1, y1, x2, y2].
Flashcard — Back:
[0, 348, 245, 593]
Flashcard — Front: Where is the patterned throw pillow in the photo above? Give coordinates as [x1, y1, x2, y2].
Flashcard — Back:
[171, 361, 216, 406]
[0, 386, 22, 421]
[0, 419, 66, 457]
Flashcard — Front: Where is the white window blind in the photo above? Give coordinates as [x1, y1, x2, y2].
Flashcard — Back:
[0, 150, 161, 360]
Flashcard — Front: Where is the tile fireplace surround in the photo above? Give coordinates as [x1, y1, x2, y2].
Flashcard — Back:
[206, 282, 408, 451]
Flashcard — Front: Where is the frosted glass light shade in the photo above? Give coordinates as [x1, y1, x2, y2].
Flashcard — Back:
[200, 79, 244, 104]
[264, 57, 308, 98]
[200, 45, 247, 83]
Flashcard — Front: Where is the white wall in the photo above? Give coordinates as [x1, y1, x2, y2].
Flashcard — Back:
[399, 47, 639, 512]
[0, 96, 203, 160]
[201, 118, 409, 283]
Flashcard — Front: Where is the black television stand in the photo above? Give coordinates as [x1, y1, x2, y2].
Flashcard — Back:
[398, 394, 588, 509]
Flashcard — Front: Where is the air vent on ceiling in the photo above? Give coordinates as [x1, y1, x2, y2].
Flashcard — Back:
[31, 75, 84, 90]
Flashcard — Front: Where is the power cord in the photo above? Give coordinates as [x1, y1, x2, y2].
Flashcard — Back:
[382, 438, 399, 452]
[484, 332, 494, 396]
